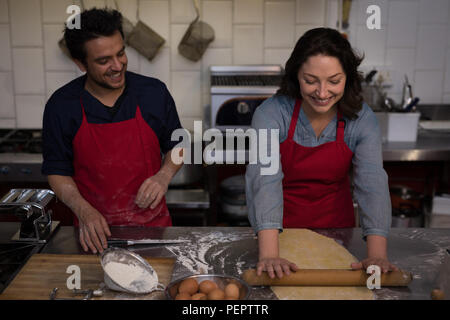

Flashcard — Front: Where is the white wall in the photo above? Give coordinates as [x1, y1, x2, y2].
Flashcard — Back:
[0, 0, 449, 130]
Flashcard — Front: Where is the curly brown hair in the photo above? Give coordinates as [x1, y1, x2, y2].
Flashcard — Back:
[64, 8, 124, 65]
[277, 28, 364, 119]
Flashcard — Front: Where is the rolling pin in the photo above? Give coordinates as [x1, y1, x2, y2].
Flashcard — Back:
[242, 269, 413, 287]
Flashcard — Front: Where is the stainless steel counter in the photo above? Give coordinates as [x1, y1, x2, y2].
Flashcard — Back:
[202, 130, 450, 164]
[166, 189, 209, 209]
[382, 130, 450, 161]
[41, 225, 450, 300]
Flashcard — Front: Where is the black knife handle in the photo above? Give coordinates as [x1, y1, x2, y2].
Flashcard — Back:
[107, 240, 128, 246]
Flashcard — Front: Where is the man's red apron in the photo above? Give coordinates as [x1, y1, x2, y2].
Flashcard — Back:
[72, 98, 171, 226]
[280, 99, 355, 228]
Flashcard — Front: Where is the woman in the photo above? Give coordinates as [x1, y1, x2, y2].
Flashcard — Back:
[245, 28, 397, 279]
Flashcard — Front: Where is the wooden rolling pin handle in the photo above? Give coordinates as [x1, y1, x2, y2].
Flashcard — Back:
[242, 269, 412, 287]
[430, 289, 445, 300]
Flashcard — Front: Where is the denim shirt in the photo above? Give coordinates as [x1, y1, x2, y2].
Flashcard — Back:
[245, 94, 391, 239]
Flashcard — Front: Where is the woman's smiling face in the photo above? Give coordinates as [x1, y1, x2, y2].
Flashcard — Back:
[298, 54, 346, 116]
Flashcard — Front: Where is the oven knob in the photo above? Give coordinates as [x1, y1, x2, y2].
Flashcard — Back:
[237, 102, 250, 114]
[0, 166, 10, 174]
[20, 168, 32, 174]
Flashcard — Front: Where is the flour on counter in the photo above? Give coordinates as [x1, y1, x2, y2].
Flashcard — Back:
[165, 230, 255, 277]
[104, 261, 157, 293]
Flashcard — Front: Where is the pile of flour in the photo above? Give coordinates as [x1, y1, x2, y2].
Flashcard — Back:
[104, 261, 157, 293]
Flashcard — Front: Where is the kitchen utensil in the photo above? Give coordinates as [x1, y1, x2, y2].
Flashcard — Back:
[401, 75, 413, 110]
[100, 247, 164, 294]
[49, 287, 104, 300]
[392, 204, 423, 228]
[126, 20, 165, 61]
[404, 97, 420, 113]
[430, 251, 450, 300]
[0, 253, 175, 300]
[178, 0, 215, 62]
[107, 238, 190, 246]
[242, 268, 413, 287]
[165, 274, 251, 300]
[390, 185, 424, 211]
[219, 175, 249, 221]
[362, 70, 389, 112]
[113, 0, 165, 61]
[383, 97, 395, 111]
[364, 70, 377, 84]
[0, 189, 59, 243]
[390, 185, 424, 227]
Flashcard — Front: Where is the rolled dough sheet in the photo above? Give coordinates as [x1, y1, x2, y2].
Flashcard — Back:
[272, 229, 374, 300]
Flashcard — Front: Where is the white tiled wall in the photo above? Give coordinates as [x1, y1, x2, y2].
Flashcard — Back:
[0, 24, 12, 71]
[0, 73, 14, 118]
[12, 48, 46, 95]
[0, 0, 9, 23]
[0, 0, 450, 130]
[203, 1, 232, 48]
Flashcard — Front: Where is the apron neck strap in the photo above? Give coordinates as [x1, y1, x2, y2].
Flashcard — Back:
[336, 111, 346, 141]
[288, 99, 302, 140]
[79, 97, 87, 120]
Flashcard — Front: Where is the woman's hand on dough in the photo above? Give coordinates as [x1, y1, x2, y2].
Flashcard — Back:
[256, 257, 299, 279]
[135, 172, 170, 209]
[350, 257, 399, 273]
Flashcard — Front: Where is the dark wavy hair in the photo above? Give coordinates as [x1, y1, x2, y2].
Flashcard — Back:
[64, 8, 124, 64]
[277, 28, 364, 119]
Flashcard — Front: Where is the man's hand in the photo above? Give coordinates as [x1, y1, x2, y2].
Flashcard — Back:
[77, 206, 111, 254]
[134, 148, 183, 209]
[135, 171, 170, 209]
[47, 175, 111, 254]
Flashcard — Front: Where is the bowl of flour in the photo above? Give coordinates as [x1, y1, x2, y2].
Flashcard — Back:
[100, 247, 164, 294]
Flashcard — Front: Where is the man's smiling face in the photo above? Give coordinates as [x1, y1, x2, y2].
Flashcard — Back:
[78, 30, 128, 90]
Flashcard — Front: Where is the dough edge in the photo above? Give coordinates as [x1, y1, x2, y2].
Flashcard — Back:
[272, 229, 374, 300]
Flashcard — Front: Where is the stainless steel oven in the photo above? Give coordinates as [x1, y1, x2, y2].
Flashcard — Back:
[207, 65, 284, 226]
[209, 65, 284, 131]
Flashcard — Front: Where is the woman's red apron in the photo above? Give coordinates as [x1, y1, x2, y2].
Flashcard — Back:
[72, 98, 171, 226]
[280, 99, 355, 228]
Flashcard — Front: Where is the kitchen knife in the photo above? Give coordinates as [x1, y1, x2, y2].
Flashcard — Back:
[242, 268, 413, 287]
[107, 239, 190, 246]
[430, 250, 450, 300]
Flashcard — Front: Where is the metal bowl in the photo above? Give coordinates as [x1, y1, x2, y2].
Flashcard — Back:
[100, 247, 164, 294]
[165, 274, 251, 300]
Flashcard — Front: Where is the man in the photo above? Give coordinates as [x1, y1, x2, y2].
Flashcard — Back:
[42, 9, 183, 254]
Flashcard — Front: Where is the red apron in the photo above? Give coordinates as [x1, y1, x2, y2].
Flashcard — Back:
[72, 98, 171, 227]
[280, 99, 355, 228]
